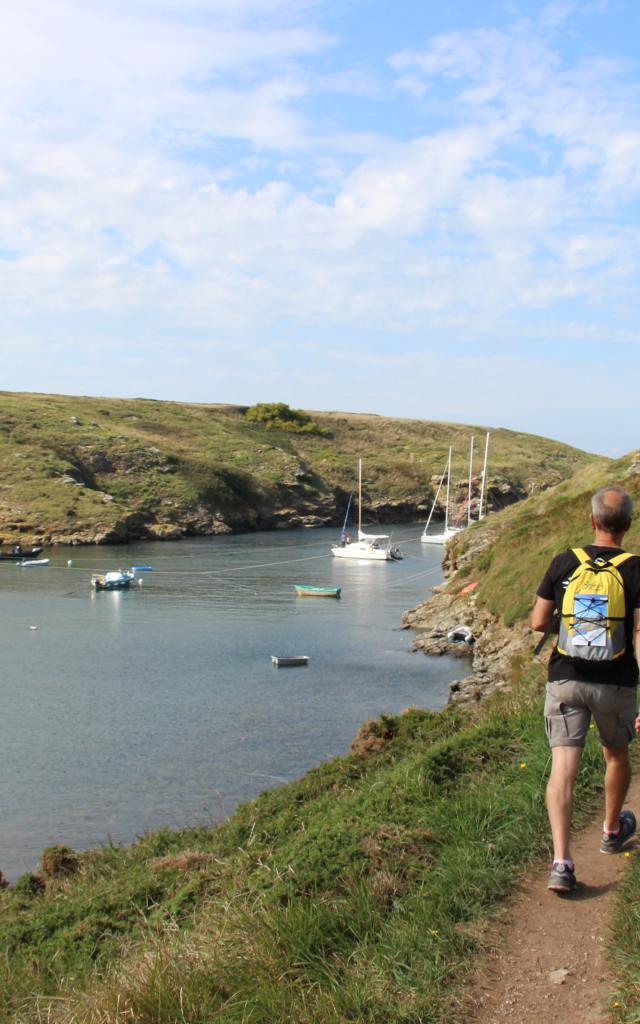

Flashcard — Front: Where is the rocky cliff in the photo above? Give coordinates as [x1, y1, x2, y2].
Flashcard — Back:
[404, 586, 535, 708]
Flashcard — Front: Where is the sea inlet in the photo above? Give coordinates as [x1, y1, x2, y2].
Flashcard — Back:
[2, 524, 462, 881]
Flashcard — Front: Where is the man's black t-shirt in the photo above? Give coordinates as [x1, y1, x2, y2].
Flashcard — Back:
[536, 545, 640, 687]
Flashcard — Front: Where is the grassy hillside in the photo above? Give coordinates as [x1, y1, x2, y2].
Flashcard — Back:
[0, 674, 606, 1024]
[0, 391, 600, 544]
[446, 450, 640, 625]
[3, 451, 640, 1022]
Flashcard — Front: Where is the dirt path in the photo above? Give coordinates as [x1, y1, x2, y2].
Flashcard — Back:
[464, 776, 640, 1024]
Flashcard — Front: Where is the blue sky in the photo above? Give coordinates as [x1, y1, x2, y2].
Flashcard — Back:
[1, 0, 639, 455]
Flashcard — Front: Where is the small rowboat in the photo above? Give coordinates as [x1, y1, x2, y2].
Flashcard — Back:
[17, 559, 50, 567]
[294, 584, 341, 598]
[271, 655, 310, 667]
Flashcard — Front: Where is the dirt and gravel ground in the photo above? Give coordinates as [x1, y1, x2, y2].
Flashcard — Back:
[463, 776, 640, 1024]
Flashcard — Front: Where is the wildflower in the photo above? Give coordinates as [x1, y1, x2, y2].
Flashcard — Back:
[519, 762, 527, 769]
[430, 929, 439, 937]
[624, 852, 632, 858]
[589, 723, 596, 731]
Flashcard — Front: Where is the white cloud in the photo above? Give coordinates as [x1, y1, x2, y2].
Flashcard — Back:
[0, 1, 639, 452]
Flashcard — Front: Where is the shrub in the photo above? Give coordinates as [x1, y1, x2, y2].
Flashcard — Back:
[245, 403, 331, 437]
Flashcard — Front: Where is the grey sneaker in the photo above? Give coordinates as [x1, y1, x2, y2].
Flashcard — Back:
[547, 862, 577, 893]
[600, 810, 637, 854]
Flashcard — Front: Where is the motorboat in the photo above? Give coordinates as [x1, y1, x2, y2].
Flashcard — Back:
[0, 545, 44, 561]
[91, 569, 136, 591]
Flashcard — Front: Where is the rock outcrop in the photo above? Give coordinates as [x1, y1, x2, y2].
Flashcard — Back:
[404, 584, 535, 708]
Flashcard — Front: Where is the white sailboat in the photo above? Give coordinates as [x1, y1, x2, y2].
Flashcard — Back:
[421, 447, 461, 545]
[477, 431, 490, 521]
[421, 433, 490, 545]
[331, 460, 402, 561]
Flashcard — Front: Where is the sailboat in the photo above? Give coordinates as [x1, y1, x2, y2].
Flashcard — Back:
[331, 460, 402, 561]
[421, 433, 490, 545]
[421, 447, 461, 545]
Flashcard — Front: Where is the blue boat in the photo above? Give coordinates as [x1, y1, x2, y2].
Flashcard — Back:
[294, 584, 341, 598]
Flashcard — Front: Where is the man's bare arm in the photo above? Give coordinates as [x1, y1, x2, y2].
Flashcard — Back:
[531, 596, 556, 633]
[630, 606, 634, 729]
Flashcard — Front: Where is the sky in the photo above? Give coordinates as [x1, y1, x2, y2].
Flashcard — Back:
[1, 0, 639, 456]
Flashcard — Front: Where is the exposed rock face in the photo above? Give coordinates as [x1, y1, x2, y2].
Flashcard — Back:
[145, 523, 184, 540]
[0, 437, 578, 548]
[404, 586, 534, 707]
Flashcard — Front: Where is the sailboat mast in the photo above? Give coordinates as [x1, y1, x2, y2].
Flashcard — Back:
[478, 432, 490, 520]
[358, 458, 362, 536]
[423, 463, 446, 535]
[445, 446, 452, 533]
[468, 435, 475, 528]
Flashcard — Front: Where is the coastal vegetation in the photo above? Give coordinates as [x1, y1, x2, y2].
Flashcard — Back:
[0, 390, 601, 545]
[446, 451, 640, 626]
[0, 673, 606, 1023]
[244, 401, 332, 436]
[3, 445, 640, 1021]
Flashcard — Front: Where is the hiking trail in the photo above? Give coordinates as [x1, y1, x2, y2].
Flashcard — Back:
[463, 775, 640, 1024]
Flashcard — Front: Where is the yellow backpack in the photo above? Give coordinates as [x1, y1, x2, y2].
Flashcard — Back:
[558, 548, 634, 661]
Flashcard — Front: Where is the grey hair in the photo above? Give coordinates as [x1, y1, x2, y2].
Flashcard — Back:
[591, 486, 633, 532]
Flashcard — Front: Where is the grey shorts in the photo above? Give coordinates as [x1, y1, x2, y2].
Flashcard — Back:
[545, 680, 638, 749]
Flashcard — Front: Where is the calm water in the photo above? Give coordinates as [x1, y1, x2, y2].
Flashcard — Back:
[1, 525, 461, 880]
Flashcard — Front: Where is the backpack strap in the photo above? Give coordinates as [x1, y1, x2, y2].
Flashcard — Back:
[610, 552, 636, 569]
[572, 548, 636, 570]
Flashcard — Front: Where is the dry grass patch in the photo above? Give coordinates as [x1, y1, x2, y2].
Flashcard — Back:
[149, 852, 220, 874]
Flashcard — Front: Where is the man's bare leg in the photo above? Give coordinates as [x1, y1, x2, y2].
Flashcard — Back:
[546, 746, 583, 862]
[602, 745, 631, 832]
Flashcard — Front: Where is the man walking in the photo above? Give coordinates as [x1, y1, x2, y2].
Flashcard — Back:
[531, 486, 640, 893]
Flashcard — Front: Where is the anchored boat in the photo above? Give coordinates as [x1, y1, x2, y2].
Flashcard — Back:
[331, 460, 402, 562]
[421, 433, 490, 545]
[294, 585, 341, 598]
[0, 545, 44, 561]
[91, 569, 136, 591]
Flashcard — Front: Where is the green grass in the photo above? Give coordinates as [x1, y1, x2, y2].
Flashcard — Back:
[608, 829, 640, 1023]
[437, 450, 640, 1015]
[0, 668, 609, 1024]
[446, 453, 640, 625]
[0, 391, 601, 544]
[1, 409, 637, 1020]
